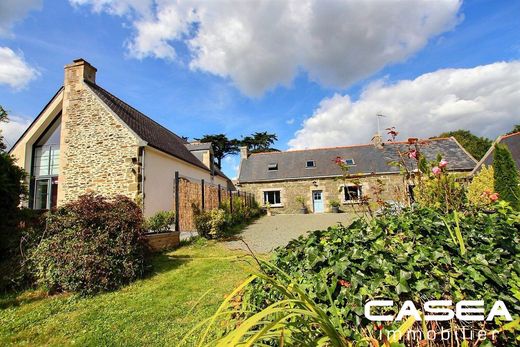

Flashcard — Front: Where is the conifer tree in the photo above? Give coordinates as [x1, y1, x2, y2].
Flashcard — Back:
[493, 144, 520, 209]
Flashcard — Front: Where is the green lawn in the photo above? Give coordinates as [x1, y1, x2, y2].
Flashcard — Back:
[0, 240, 253, 346]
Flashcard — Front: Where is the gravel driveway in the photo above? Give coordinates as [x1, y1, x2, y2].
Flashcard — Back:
[223, 213, 355, 254]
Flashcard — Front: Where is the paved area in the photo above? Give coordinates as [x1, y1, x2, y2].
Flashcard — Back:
[223, 213, 355, 254]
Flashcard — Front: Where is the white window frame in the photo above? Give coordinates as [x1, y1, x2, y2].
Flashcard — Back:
[306, 160, 316, 168]
[263, 190, 283, 207]
[341, 184, 362, 204]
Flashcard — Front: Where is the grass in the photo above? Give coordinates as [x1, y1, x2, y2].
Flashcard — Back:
[0, 239, 253, 346]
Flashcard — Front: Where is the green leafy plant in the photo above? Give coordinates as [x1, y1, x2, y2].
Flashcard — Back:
[29, 194, 148, 296]
[467, 165, 496, 207]
[144, 210, 175, 233]
[295, 195, 306, 208]
[329, 199, 340, 208]
[493, 143, 520, 210]
[192, 206, 227, 239]
[413, 157, 466, 213]
[243, 206, 520, 345]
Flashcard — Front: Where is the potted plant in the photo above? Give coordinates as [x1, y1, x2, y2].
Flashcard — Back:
[265, 202, 272, 216]
[329, 199, 340, 213]
[295, 196, 308, 214]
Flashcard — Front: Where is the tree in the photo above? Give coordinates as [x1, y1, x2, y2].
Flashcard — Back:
[437, 130, 492, 160]
[241, 132, 279, 153]
[195, 134, 239, 169]
[0, 106, 27, 261]
[493, 143, 520, 210]
[0, 105, 7, 152]
[507, 124, 520, 135]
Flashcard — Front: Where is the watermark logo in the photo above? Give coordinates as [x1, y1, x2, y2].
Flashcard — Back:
[364, 300, 512, 322]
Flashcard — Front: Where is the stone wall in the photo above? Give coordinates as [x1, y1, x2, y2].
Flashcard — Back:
[59, 61, 141, 203]
[239, 174, 408, 214]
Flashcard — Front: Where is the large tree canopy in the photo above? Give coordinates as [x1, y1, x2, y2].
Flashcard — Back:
[241, 132, 279, 153]
[196, 132, 279, 168]
[493, 143, 520, 210]
[437, 129, 492, 160]
[195, 134, 239, 169]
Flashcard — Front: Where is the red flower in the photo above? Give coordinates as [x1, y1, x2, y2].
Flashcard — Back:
[338, 279, 351, 288]
[489, 193, 499, 201]
[432, 166, 441, 175]
[408, 150, 417, 159]
[439, 159, 448, 168]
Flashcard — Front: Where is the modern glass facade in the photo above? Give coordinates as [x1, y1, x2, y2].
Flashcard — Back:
[31, 116, 61, 209]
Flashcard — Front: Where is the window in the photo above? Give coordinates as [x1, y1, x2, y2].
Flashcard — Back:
[268, 163, 278, 171]
[264, 190, 281, 205]
[306, 160, 316, 168]
[344, 159, 355, 166]
[344, 185, 362, 202]
[31, 116, 61, 210]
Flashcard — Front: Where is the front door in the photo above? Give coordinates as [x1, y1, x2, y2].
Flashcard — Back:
[312, 190, 324, 213]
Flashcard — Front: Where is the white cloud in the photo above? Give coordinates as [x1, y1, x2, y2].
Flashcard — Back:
[0, 0, 41, 37]
[0, 47, 39, 89]
[288, 61, 520, 149]
[0, 114, 31, 150]
[70, 0, 462, 96]
[286, 118, 295, 125]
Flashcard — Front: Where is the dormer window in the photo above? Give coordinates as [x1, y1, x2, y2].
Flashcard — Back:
[306, 160, 316, 168]
[268, 163, 278, 171]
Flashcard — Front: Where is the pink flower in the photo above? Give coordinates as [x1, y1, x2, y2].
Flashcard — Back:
[432, 167, 442, 175]
[489, 193, 499, 202]
[408, 150, 417, 159]
[439, 159, 448, 168]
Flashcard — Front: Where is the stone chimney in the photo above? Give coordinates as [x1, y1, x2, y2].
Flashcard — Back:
[371, 133, 383, 149]
[240, 146, 249, 160]
[64, 58, 97, 90]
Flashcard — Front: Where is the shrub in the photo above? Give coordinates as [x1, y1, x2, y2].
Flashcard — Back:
[329, 199, 340, 208]
[144, 210, 175, 233]
[494, 143, 520, 210]
[413, 158, 466, 212]
[244, 206, 520, 344]
[30, 194, 148, 295]
[467, 165, 496, 207]
[0, 152, 27, 261]
[192, 206, 227, 239]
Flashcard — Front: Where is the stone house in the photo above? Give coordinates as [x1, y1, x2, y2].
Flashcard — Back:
[237, 138, 476, 214]
[9, 59, 232, 217]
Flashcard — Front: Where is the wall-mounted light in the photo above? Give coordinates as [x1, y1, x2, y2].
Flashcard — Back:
[312, 180, 318, 187]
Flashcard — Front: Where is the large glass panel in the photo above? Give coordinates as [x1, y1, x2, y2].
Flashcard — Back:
[34, 179, 49, 210]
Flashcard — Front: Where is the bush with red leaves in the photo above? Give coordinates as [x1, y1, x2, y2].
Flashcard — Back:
[30, 194, 148, 295]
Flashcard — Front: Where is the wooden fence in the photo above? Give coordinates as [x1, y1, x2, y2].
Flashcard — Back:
[173, 171, 255, 231]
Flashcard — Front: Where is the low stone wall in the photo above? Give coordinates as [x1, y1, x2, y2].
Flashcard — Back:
[145, 231, 180, 252]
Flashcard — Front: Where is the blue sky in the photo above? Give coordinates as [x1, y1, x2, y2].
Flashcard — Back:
[1, 0, 519, 178]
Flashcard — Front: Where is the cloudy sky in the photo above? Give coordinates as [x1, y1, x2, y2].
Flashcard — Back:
[0, 0, 519, 178]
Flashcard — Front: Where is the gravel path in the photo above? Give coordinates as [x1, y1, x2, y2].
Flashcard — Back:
[223, 213, 355, 254]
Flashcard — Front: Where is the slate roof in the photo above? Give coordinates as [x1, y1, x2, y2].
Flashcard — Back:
[85, 80, 219, 174]
[186, 142, 213, 151]
[238, 137, 476, 183]
[471, 132, 520, 175]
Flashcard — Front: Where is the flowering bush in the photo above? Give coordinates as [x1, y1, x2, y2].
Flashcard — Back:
[29, 194, 148, 296]
[413, 157, 466, 213]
